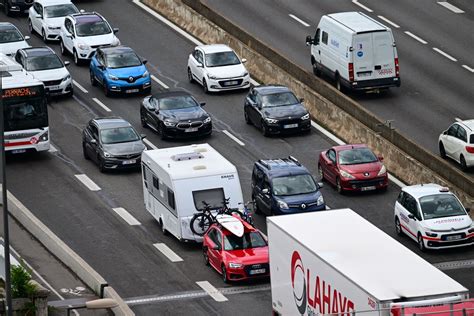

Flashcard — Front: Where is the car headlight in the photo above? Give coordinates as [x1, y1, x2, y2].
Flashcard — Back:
[468, 224, 474, 233]
[203, 116, 212, 124]
[142, 70, 149, 78]
[340, 169, 355, 179]
[317, 195, 324, 206]
[301, 113, 310, 120]
[265, 117, 279, 124]
[103, 152, 112, 158]
[277, 200, 289, 210]
[163, 120, 176, 127]
[62, 74, 71, 82]
[242, 71, 249, 77]
[207, 73, 218, 80]
[377, 165, 387, 176]
[39, 131, 48, 142]
[228, 262, 243, 268]
[425, 231, 438, 237]
[77, 43, 89, 50]
[108, 74, 118, 81]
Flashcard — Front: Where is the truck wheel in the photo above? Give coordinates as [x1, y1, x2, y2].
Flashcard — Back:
[417, 233, 426, 252]
[395, 217, 403, 236]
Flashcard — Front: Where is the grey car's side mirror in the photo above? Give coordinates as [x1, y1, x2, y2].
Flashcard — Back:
[140, 134, 147, 139]
[113, 28, 119, 33]
[24, 36, 30, 41]
[200, 102, 206, 107]
[317, 182, 324, 188]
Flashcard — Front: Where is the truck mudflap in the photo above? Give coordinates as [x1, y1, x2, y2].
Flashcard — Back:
[391, 297, 473, 316]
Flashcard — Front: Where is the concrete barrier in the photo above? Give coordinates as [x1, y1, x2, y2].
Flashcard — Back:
[142, 0, 473, 207]
[104, 286, 135, 316]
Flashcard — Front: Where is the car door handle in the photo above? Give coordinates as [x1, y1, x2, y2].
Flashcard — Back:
[318, 50, 321, 55]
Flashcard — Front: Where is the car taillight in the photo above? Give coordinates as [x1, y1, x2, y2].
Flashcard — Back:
[394, 58, 400, 77]
[348, 63, 354, 81]
[466, 146, 474, 154]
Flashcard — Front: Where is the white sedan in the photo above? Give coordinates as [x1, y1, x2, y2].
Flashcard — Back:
[394, 183, 473, 251]
[187, 44, 251, 93]
[28, 0, 79, 42]
[438, 118, 474, 171]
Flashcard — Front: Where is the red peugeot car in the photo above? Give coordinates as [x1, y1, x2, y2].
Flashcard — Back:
[202, 218, 269, 283]
[318, 144, 388, 194]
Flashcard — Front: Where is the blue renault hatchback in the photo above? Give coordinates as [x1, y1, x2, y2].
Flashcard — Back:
[251, 156, 326, 215]
[89, 46, 151, 96]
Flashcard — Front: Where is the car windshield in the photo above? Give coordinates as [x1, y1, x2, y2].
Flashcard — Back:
[158, 96, 199, 110]
[223, 231, 267, 251]
[272, 174, 317, 196]
[100, 127, 140, 144]
[105, 52, 141, 68]
[44, 4, 78, 18]
[0, 29, 23, 43]
[419, 194, 467, 220]
[261, 92, 299, 108]
[338, 148, 378, 165]
[76, 21, 111, 37]
[205, 51, 240, 67]
[26, 55, 63, 71]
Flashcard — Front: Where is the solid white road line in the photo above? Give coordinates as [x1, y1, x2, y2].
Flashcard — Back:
[72, 80, 88, 94]
[48, 144, 58, 153]
[133, 0, 204, 46]
[289, 14, 310, 27]
[151, 75, 169, 89]
[311, 121, 345, 145]
[153, 243, 183, 262]
[143, 138, 159, 150]
[437, 1, 465, 13]
[92, 98, 111, 112]
[112, 207, 141, 226]
[433, 47, 457, 62]
[196, 281, 228, 302]
[352, 0, 373, 12]
[377, 15, 400, 28]
[404, 31, 428, 44]
[222, 130, 245, 146]
[74, 174, 101, 191]
[462, 65, 474, 73]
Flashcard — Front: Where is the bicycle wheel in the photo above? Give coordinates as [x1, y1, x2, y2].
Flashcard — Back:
[190, 213, 212, 236]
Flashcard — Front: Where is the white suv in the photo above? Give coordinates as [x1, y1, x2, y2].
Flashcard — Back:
[394, 183, 473, 251]
[187, 44, 250, 93]
[28, 0, 79, 42]
[59, 12, 120, 65]
[438, 119, 474, 171]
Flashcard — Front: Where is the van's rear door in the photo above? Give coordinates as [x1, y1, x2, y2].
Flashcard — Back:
[353, 31, 396, 81]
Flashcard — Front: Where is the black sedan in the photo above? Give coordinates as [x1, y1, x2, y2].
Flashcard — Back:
[82, 117, 146, 172]
[244, 85, 311, 136]
[140, 91, 212, 139]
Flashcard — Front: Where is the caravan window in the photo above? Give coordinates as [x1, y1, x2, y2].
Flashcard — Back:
[167, 189, 176, 210]
[153, 176, 159, 190]
[193, 188, 225, 211]
[322, 31, 328, 45]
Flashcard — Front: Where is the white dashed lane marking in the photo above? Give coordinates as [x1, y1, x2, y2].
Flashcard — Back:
[74, 174, 101, 191]
[377, 16, 400, 28]
[112, 207, 141, 226]
[433, 48, 457, 62]
[462, 65, 474, 73]
[153, 243, 183, 262]
[151, 75, 169, 89]
[72, 80, 88, 94]
[92, 98, 111, 112]
[352, 0, 373, 12]
[404, 31, 428, 44]
[437, 1, 465, 13]
[223, 130, 245, 146]
[289, 14, 310, 27]
[196, 281, 228, 302]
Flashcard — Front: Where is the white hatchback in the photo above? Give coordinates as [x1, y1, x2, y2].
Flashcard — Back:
[28, 0, 79, 42]
[394, 183, 473, 251]
[187, 44, 250, 93]
[0, 22, 30, 56]
[438, 118, 474, 170]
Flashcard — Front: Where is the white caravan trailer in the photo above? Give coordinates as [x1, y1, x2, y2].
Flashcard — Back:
[141, 143, 244, 242]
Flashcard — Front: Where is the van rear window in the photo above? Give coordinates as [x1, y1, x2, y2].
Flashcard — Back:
[192, 188, 225, 211]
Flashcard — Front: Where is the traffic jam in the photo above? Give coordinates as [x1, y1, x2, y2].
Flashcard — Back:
[1, 0, 473, 315]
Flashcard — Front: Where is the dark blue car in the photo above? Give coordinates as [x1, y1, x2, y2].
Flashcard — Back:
[251, 156, 325, 215]
[89, 46, 151, 96]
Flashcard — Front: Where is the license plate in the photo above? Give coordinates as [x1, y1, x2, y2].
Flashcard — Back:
[11, 149, 26, 154]
[126, 89, 139, 93]
[224, 80, 238, 86]
[361, 186, 376, 191]
[358, 72, 371, 77]
[446, 235, 462, 241]
[284, 124, 298, 129]
[249, 268, 266, 275]
[122, 159, 136, 165]
[48, 85, 60, 90]
[185, 127, 198, 133]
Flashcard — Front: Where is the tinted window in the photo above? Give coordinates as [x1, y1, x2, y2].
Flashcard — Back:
[152, 176, 159, 190]
[223, 232, 267, 251]
[456, 126, 467, 142]
[192, 188, 225, 210]
[44, 4, 78, 18]
[327, 149, 336, 163]
[0, 28, 24, 43]
[205, 51, 240, 67]
[447, 124, 458, 137]
[419, 194, 466, 219]
[76, 20, 111, 37]
[404, 194, 418, 216]
[158, 96, 199, 110]
[26, 54, 63, 71]
[261, 92, 299, 108]
[272, 174, 317, 196]
[322, 31, 328, 45]
[100, 127, 140, 144]
[167, 189, 175, 210]
[105, 52, 141, 68]
[338, 148, 378, 165]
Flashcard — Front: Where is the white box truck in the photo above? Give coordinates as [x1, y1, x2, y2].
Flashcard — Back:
[141, 143, 244, 242]
[305, 12, 400, 92]
[268, 209, 471, 316]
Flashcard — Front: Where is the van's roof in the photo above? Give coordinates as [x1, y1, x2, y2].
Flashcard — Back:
[267, 209, 467, 301]
[142, 143, 238, 180]
[326, 12, 389, 33]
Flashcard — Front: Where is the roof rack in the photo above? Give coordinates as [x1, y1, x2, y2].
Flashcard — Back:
[258, 160, 270, 170]
[288, 156, 300, 165]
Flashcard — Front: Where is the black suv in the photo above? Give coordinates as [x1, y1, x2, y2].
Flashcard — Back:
[251, 156, 325, 216]
[2, 0, 33, 16]
[82, 117, 146, 172]
[244, 85, 311, 136]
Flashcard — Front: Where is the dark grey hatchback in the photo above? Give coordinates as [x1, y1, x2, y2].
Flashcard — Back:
[82, 117, 146, 172]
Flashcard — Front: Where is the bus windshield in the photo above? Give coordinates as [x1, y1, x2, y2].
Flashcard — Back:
[3, 97, 48, 132]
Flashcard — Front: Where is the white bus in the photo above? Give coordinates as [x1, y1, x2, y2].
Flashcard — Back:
[1, 53, 49, 153]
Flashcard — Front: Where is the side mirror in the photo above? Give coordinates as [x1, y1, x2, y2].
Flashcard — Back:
[378, 156, 384, 161]
[327, 161, 333, 167]
[212, 244, 220, 251]
[317, 182, 324, 188]
[241, 58, 247, 63]
[66, 33, 73, 39]
[465, 207, 470, 213]
[24, 36, 30, 41]
[200, 102, 206, 107]
[90, 139, 97, 144]
[299, 98, 304, 103]
[197, 62, 203, 68]
[262, 188, 269, 194]
[142, 59, 148, 65]
[443, 130, 448, 135]
[113, 28, 119, 34]
[64, 61, 70, 66]
[305, 35, 313, 46]
[80, 9, 85, 13]
[35, 14, 42, 19]
[155, 109, 160, 114]
[407, 214, 415, 220]
[140, 134, 147, 139]
[98, 64, 105, 70]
